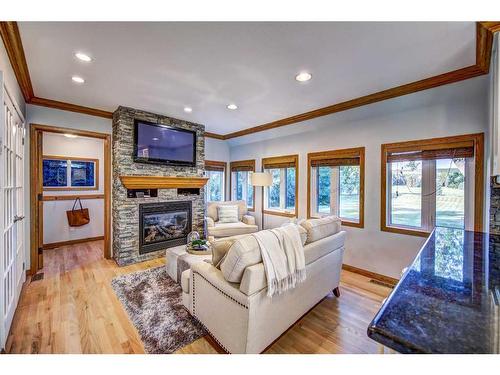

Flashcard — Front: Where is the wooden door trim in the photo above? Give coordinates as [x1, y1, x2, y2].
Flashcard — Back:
[29, 124, 112, 273]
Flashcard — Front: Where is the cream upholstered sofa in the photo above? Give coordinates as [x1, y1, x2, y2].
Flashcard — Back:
[206, 200, 258, 238]
[181, 216, 345, 353]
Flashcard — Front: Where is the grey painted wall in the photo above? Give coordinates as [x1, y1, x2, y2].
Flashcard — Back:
[23, 74, 490, 278]
[228, 76, 490, 279]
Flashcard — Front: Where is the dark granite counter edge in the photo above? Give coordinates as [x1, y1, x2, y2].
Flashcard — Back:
[366, 232, 437, 354]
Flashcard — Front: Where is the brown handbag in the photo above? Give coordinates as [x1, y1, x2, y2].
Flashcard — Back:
[66, 198, 90, 227]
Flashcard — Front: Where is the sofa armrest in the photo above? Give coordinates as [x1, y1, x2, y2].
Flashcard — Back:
[191, 262, 250, 307]
[242, 214, 256, 225]
[205, 216, 215, 228]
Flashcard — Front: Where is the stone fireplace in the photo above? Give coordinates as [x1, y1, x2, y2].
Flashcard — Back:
[139, 201, 192, 254]
[112, 106, 206, 266]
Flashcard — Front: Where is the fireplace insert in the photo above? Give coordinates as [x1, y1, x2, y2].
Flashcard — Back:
[139, 201, 192, 254]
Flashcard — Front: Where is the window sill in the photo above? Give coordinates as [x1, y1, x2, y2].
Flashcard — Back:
[309, 214, 363, 228]
[381, 225, 430, 238]
[263, 209, 297, 218]
[341, 220, 363, 228]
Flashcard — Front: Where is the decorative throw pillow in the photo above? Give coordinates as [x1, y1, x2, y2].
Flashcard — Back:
[211, 238, 236, 268]
[300, 215, 341, 244]
[220, 235, 262, 283]
[218, 205, 239, 223]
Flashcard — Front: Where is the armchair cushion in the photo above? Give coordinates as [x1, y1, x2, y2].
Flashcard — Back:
[207, 200, 247, 222]
[208, 222, 258, 238]
[242, 214, 256, 225]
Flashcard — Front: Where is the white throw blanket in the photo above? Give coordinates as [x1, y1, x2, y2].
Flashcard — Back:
[252, 224, 306, 297]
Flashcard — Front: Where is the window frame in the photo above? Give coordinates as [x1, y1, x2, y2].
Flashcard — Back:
[381, 133, 484, 237]
[262, 154, 299, 218]
[307, 147, 365, 228]
[42, 155, 99, 191]
[229, 159, 255, 211]
[204, 160, 227, 202]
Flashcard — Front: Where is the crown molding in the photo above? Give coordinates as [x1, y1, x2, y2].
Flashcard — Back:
[204, 131, 225, 140]
[224, 22, 500, 140]
[30, 96, 113, 118]
[2, 21, 499, 141]
[0, 21, 34, 101]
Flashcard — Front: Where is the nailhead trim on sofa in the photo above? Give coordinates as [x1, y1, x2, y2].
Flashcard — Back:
[192, 271, 249, 310]
[191, 271, 232, 353]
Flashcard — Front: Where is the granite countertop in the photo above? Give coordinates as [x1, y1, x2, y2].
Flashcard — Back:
[367, 227, 500, 354]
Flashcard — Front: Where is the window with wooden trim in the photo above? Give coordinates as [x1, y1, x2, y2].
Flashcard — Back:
[307, 147, 365, 227]
[230, 159, 255, 210]
[205, 160, 226, 202]
[381, 133, 484, 236]
[42, 155, 99, 190]
[262, 154, 298, 217]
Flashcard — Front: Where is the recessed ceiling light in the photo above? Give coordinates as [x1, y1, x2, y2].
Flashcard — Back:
[184, 107, 193, 113]
[227, 104, 238, 110]
[75, 52, 92, 62]
[64, 133, 78, 138]
[71, 76, 85, 84]
[152, 137, 159, 141]
[295, 72, 312, 82]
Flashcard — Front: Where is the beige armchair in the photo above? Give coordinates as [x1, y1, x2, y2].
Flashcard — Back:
[206, 200, 258, 238]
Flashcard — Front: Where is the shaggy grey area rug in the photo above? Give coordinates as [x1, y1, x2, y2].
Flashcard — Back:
[111, 266, 206, 354]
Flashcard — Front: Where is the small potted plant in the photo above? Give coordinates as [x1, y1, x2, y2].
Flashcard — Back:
[186, 231, 211, 255]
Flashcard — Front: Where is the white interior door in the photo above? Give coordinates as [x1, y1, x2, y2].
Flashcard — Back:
[0, 82, 26, 350]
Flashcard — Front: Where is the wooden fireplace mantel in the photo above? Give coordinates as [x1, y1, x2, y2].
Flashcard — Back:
[119, 175, 209, 189]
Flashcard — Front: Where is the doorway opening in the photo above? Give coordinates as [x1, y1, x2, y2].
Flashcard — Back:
[29, 124, 111, 274]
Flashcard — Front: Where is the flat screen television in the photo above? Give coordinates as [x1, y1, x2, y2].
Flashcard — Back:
[133, 120, 197, 166]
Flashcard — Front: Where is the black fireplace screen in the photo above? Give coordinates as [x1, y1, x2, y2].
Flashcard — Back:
[139, 201, 192, 254]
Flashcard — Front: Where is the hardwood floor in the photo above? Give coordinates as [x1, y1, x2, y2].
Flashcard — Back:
[6, 240, 391, 354]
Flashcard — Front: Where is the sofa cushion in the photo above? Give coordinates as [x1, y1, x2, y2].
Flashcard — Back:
[207, 200, 247, 222]
[280, 222, 307, 245]
[304, 231, 345, 264]
[297, 224, 307, 245]
[211, 238, 237, 268]
[300, 216, 341, 244]
[220, 223, 307, 283]
[238, 231, 346, 295]
[208, 222, 258, 238]
[218, 205, 239, 223]
[220, 235, 262, 283]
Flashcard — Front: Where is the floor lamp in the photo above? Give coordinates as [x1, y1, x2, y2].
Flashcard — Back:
[250, 172, 273, 231]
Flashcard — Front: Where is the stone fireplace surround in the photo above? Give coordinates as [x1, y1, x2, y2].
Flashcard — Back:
[112, 106, 206, 266]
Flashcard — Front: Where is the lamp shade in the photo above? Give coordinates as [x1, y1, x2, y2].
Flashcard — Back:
[250, 172, 272, 187]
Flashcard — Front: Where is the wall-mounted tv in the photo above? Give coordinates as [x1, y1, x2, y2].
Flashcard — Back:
[133, 120, 197, 167]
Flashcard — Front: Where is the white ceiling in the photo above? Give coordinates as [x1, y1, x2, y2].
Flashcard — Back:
[19, 22, 476, 134]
